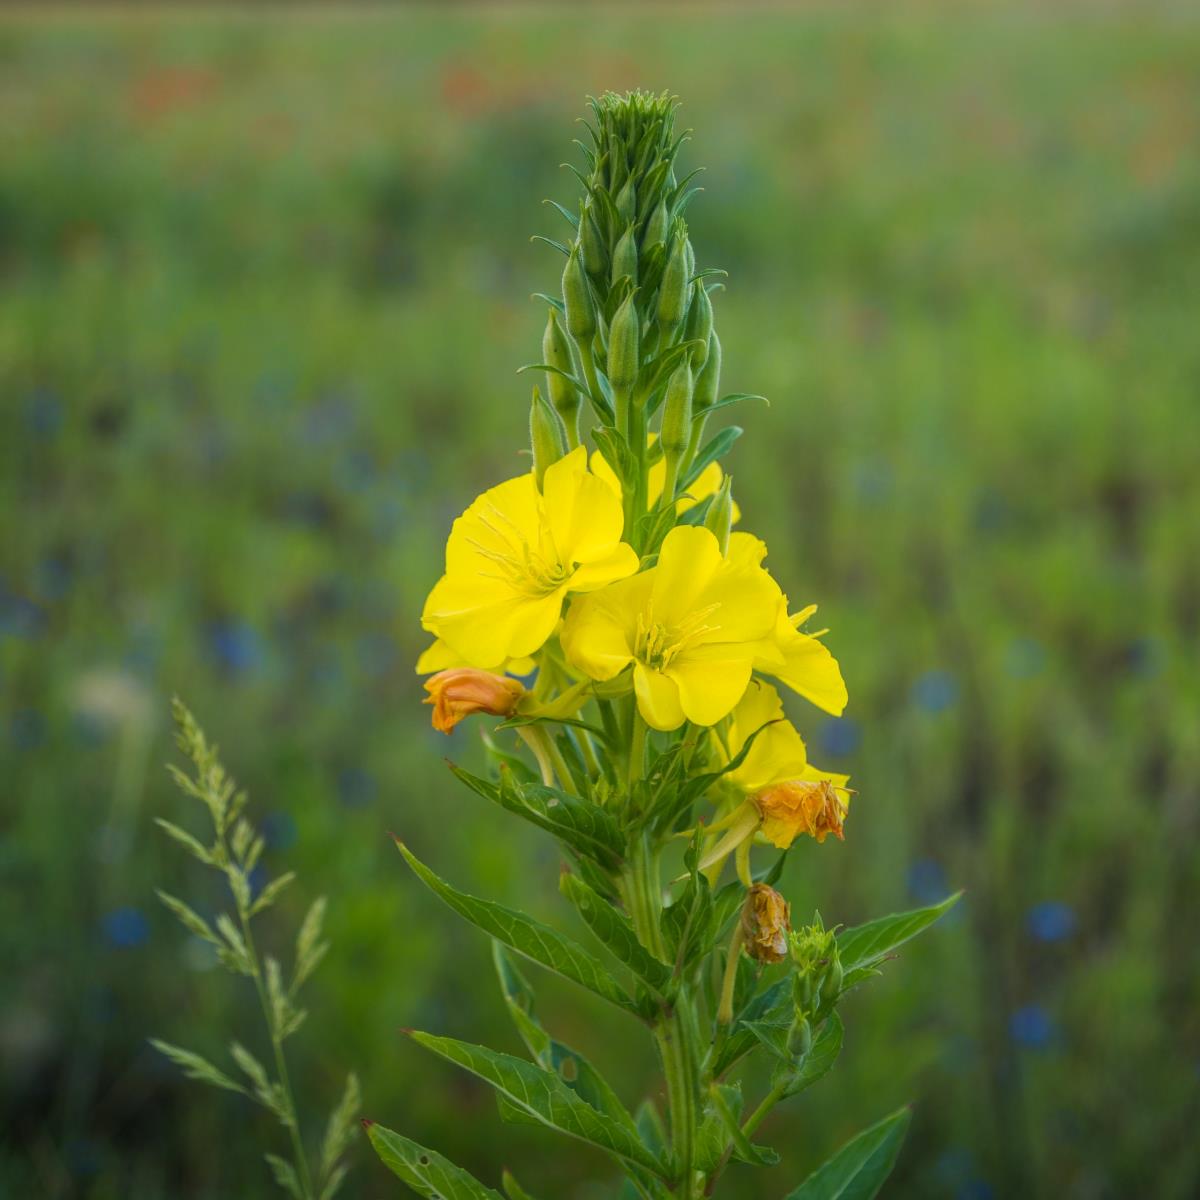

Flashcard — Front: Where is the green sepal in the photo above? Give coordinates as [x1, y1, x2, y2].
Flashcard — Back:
[393, 839, 639, 1017]
[365, 1122, 503, 1199]
[782, 1106, 911, 1200]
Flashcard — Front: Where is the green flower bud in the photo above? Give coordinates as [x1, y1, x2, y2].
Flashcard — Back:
[684, 236, 696, 280]
[606, 292, 640, 396]
[683, 282, 713, 370]
[694, 330, 721, 413]
[615, 175, 637, 224]
[788, 1015, 813, 1060]
[529, 386, 566, 490]
[611, 223, 638, 288]
[656, 231, 690, 330]
[660, 356, 693, 459]
[562, 245, 596, 344]
[704, 475, 733, 554]
[542, 308, 580, 442]
[580, 202, 606, 278]
[642, 196, 668, 251]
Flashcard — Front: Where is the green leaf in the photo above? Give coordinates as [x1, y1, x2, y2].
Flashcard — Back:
[264, 1153, 302, 1199]
[149, 1038, 246, 1096]
[697, 391, 768, 418]
[394, 840, 639, 1017]
[450, 764, 623, 867]
[709, 1083, 779, 1167]
[156, 890, 220, 946]
[502, 1168, 541, 1200]
[679, 426, 742, 492]
[492, 944, 640, 1136]
[712, 978, 791, 1078]
[405, 1031, 665, 1176]
[782, 1106, 911, 1200]
[836, 893, 961, 975]
[366, 1122, 503, 1199]
[559, 873, 672, 992]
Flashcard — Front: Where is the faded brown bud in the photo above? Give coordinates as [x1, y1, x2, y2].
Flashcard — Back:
[740, 883, 792, 964]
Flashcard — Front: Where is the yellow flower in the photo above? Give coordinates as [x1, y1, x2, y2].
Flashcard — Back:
[723, 537, 848, 716]
[423, 668, 525, 734]
[721, 679, 808, 793]
[590, 443, 740, 520]
[561, 525, 781, 731]
[415, 638, 535, 677]
[421, 446, 639, 670]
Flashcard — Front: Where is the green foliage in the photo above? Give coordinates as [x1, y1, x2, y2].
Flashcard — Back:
[366, 1124, 503, 1200]
[782, 1108, 912, 1200]
[151, 701, 356, 1200]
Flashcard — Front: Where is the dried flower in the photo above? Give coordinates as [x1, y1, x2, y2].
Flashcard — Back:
[423, 669, 525, 734]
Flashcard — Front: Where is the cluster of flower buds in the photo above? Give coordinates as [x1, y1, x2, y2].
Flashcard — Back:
[787, 914, 844, 1058]
[527, 90, 725, 556]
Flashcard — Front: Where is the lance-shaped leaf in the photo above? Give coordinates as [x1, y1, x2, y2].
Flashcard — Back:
[394, 839, 640, 1018]
[449, 764, 623, 868]
[712, 978, 792, 1078]
[365, 1122, 503, 1199]
[405, 1031, 667, 1177]
[836, 893, 961, 976]
[679, 426, 742, 492]
[782, 1106, 911, 1200]
[493, 943, 639, 1137]
[560, 873, 672, 992]
[709, 1083, 779, 1168]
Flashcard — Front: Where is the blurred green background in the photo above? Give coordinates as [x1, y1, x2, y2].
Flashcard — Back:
[3, 3, 1198, 1198]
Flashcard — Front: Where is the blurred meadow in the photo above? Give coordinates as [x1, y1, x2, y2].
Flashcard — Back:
[2, 2, 1199, 1197]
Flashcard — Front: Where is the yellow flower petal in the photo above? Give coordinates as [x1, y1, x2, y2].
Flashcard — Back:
[723, 679, 808, 792]
[634, 663, 686, 731]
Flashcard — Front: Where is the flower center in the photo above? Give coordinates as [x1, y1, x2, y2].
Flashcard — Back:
[468, 503, 575, 597]
[634, 600, 720, 670]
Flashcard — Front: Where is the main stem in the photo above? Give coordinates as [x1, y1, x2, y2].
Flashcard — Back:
[626, 830, 697, 1199]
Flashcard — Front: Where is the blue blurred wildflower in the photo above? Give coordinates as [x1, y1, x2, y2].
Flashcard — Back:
[1005, 636, 1045, 679]
[337, 766, 376, 808]
[102, 907, 149, 949]
[27, 387, 64, 438]
[908, 858, 949, 903]
[1127, 637, 1163, 678]
[207, 621, 265, 675]
[0, 590, 47, 639]
[818, 716, 860, 758]
[912, 669, 959, 713]
[1009, 1004, 1056, 1050]
[247, 863, 268, 902]
[34, 557, 73, 602]
[262, 810, 298, 851]
[1027, 900, 1076, 942]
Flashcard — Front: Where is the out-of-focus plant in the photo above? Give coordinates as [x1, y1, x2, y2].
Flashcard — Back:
[151, 699, 359, 1200]
[365, 91, 960, 1200]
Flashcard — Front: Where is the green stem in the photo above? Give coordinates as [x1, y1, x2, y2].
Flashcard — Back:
[236, 899, 315, 1200]
[740, 1079, 789, 1141]
[626, 834, 697, 1199]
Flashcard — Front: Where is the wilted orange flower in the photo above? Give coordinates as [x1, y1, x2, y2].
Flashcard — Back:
[423, 668, 524, 734]
[752, 778, 846, 847]
[740, 884, 791, 964]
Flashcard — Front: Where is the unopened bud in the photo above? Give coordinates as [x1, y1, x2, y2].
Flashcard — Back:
[529, 386, 566, 490]
[656, 230, 690, 329]
[704, 476, 733, 554]
[580, 202, 606, 277]
[788, 1014, 813, 1059]
[694, 329, 721, 414]
[660, 355, 693, 460]
[684, 237, 696, 280]
[615, 176, 637, 224]
[562, 246, 596, 344]
[542, 309, 580, 441]
[740, 884, 791, 964]
[612, 223, 638, 287]
[642, 196, 668, 251]
[607, 292, 640, 395]
[423, 668, 524, 734]
[683, 283, 713, 370]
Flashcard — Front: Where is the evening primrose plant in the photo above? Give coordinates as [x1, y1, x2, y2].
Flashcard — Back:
[377, 92, 960, 1199]
[151, 92, 958, 1200]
